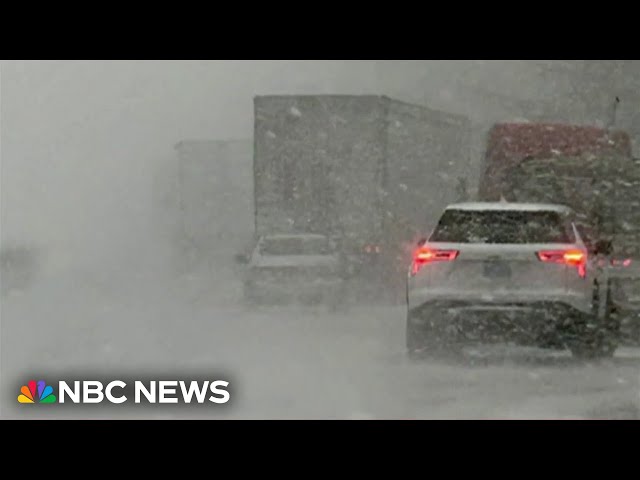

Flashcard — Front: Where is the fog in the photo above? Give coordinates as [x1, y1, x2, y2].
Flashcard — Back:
[3, 60, 639, 273]
[3, 60, 640, 419]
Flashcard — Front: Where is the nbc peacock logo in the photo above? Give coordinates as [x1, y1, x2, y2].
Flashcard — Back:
[18, 380, 57, 404]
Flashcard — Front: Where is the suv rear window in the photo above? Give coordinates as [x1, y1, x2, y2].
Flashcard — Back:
[430, 210, 573, 244]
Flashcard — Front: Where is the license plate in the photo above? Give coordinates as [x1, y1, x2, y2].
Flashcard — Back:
[483, 260, 512, 278]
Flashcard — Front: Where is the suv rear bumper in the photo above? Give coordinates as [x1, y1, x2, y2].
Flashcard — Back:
[408, 288, 592, 316]
[407, 300, 602, 347]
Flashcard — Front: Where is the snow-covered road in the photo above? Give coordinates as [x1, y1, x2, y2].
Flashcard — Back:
[3, 271, 640, 419]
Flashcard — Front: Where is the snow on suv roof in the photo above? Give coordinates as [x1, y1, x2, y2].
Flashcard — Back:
[445, 202, 572, 213]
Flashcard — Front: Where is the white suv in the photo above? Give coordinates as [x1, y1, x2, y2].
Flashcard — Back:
[406, 202, 619, 359]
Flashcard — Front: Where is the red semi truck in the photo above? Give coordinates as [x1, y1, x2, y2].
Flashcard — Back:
[478, 122, 632, 201]
[477, 122, 640, 341]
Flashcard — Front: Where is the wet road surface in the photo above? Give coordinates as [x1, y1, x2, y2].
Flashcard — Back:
[3, 271, 640, 419]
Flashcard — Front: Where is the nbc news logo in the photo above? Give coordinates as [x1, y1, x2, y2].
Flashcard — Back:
[18, 380, 56, 404]
[18, 379, 230, 405]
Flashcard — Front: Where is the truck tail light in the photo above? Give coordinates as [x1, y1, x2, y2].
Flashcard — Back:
[364, 245, 381, 254]
[611, 258, 632, 267]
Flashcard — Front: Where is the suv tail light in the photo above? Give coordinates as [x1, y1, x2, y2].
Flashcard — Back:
[410, 247, 459, 276]
[536, 249, 587, 278]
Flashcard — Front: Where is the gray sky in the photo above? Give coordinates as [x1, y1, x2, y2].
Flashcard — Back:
[1, 60, 634, 272]
[0, 61, 380, 270]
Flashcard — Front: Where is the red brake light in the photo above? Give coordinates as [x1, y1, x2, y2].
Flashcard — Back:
[611, 258, 632, 267]
[537, 249, 587, 278]
[563, 250, 586, 265]
[411, 247, 459, 275]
